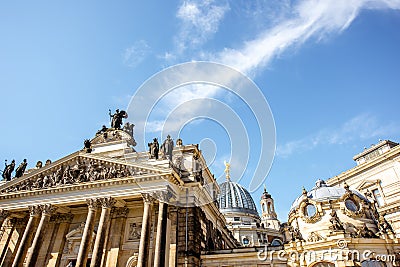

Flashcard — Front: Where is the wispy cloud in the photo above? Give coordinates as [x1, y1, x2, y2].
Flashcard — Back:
[276, 113, 400, 158]
[174, 0, 229, 54]
[123, 40, 151, 68]
[215, 0, 400, 75]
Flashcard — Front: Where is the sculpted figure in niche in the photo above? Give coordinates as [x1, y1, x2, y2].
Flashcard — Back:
[15, 159, 27, 178]
[2, 159, 15, 181]
[161, 135, 174, 160]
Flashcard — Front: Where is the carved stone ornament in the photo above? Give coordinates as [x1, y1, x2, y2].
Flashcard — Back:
[155, 190, 173, 203]
[340, 192, 365, 218]
[112, 207, 129, 218]
[29, 205, 42, 217]
[87, 198, 100, 209]
[141, 193, 154, 203]
[127, 222, 141, 240]
[299, 200, 323, 224]
[41, 204, 58, 216]
[307, 231, 325, 242]
[0, 209, 10, 220]
[1, 156, 136, 194]
[98, 197, 117, 208]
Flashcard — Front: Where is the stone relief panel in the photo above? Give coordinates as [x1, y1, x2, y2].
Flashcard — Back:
[1, 157, 139, 194]
[125, 218, 142, 242]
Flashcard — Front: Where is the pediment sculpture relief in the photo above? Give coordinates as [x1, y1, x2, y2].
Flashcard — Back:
[1, 157, 136, 194]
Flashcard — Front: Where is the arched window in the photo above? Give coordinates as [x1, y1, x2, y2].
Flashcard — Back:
[262, 203, 266, 213]
[267, 202, 272, 213]
[311, 262, 335, 267]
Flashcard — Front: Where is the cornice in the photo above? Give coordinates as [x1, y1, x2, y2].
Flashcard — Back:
[0, 173, 172, 201]
[327, 145, 400, 186]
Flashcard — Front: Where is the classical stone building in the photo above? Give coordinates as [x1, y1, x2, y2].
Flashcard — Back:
[0, 112, 399, 267]
[0, 124, 239, 267]
[326, 140, 400, 238]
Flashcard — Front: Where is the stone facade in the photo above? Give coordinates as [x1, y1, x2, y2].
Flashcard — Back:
[0, 124, 399, 267]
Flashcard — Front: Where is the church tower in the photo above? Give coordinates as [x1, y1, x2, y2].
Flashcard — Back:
[260, 186, 280, 230]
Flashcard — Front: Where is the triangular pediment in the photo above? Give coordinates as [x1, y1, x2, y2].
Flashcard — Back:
[0, 151, 172, 194]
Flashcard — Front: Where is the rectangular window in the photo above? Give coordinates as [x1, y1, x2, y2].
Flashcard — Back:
[234, 217, 240, 221]
[372, 189, 384, 207]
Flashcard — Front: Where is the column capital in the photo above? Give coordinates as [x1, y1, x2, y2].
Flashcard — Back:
[41, 204, 58, 216]
[0, 209, 10, 220]
[86, 198, 100, 209]
[112, 207, 129, 218]
[141, 193, 154, 204]
[155, 191, 173, 203]
[98, 197, 117, 208]
[28, 206, 42, 217]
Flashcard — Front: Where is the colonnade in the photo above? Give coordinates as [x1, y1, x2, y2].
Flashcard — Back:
[0, 192, 170, 267]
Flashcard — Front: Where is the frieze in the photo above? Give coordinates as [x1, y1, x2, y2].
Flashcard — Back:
[50, 213, 74, 223]
[0, 157, 136, 194]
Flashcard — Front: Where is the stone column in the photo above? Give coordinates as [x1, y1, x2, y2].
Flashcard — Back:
[25, 204, 57, 267]
[90, 197, 116, 267]
[137, 193, 154, 267]
[154, 193, 170, 267]
[12, 206, 41, 267]
[76, 199, 99, 267]
[0, 209, 10, 229]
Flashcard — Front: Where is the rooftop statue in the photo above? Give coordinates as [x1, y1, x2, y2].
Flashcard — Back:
[2, 159, 15, 181]
[109, 109, 128, 129]
[148, 138, 159, 160]
[123, 122, 134, 137]
[161, 135, 174, 160]
[15, 159, 28, 178]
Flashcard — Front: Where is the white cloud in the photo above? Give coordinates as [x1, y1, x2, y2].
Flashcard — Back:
[276, 113, 400, 158]
[174, 0, 229, 53]
[123, 40, 151, 68]
[214, 0, 400, 75]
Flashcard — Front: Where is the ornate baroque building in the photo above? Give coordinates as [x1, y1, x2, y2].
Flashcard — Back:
[0, 111, 399, 267]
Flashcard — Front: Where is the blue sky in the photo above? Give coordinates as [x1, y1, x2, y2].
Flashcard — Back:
[1, 0, 399, 221]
